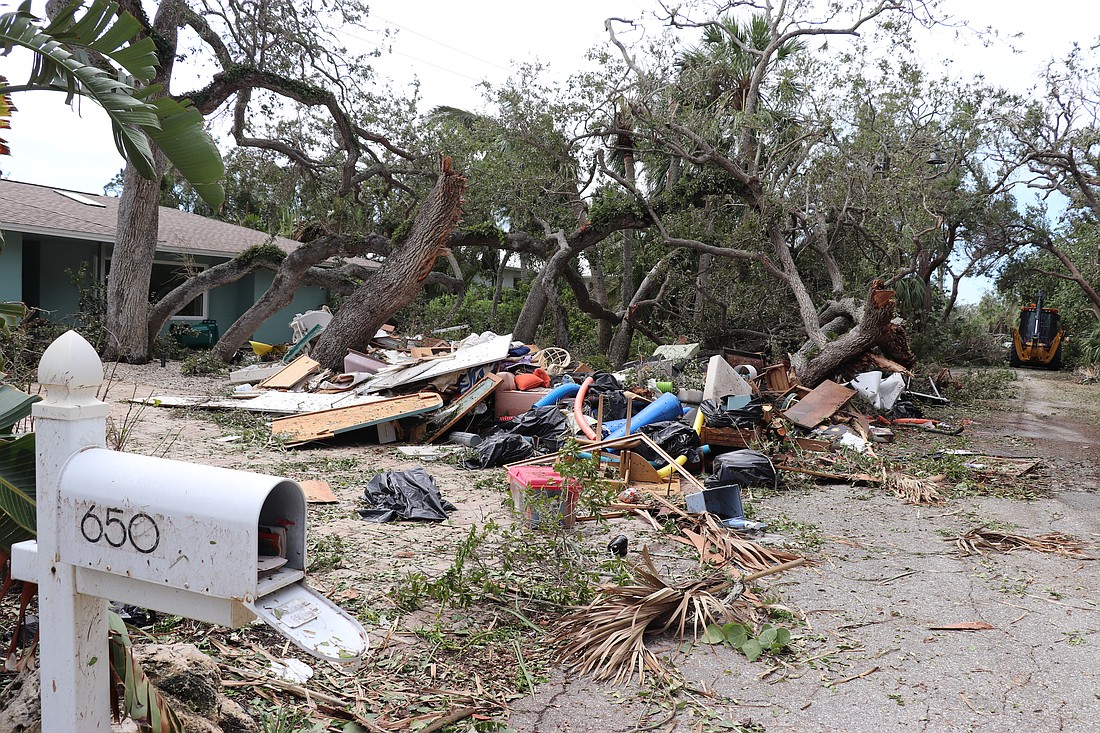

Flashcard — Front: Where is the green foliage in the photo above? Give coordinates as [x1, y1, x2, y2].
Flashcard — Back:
[67, 263, 110, 352]
[307, 533, 345, 573]
[257, 707, 326, 733]
[107, 611, 185, 733]
[0, 304, 66, 388]
[404, 283, 528, 337]
[0, 432, 36, 553]
[700, 621, 792, 662]
[553, 438, 618, 521]
[0, 301, 26, 338]
[946, 367, 1018, 404]
[179, 351, 228, 376]
[236, 243, 287, 267]
[909, 309, 1011, 366]
[0, 0, 223, 207]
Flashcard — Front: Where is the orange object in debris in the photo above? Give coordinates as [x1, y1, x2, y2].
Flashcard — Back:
[515, 368, 550, 391]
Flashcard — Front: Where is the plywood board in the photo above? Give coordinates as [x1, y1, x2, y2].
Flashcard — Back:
[703, 354, 752, 401]
[625, 451, 664, 483]
[423, 373, 503, 443]
[138, 391, 386, 415]
[229, 363, 287, 385]
[362, 334, 512, 392]
[258, 355, 321, 390]
[701, 425, 759, 449]
[271, 392, 443, 444]
[782, 380, 856, 429]
[299, 480, 338, 503]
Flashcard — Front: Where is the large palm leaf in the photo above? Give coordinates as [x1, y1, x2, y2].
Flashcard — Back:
[0, 0, 224, 208]
[0, 433, 35, 554]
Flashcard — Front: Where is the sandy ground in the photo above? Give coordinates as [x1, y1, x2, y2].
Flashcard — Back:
[66, 364, 1100, 731]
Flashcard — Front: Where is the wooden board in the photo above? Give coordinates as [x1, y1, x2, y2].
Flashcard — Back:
[271, 392, 443, 444]
[701, 425, 760, 448]
[625, 451, 664, 483]
[782, 380, 856, 429]
[258, 355, 321, 390]
[299, 479, 338, 503]
[422, 373, 503, 443]
[363, 334, 512, 392]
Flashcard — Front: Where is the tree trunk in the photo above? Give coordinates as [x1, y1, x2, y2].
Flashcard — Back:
[512, 278, 550, 343]
[310, 163, 468, 371]
[587, 255, 614, 351]
[106, 158, 164, 362]
[794, 281, 899, 387]
[692, 252, 712, 328]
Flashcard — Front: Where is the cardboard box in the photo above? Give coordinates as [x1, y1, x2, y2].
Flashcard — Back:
[506, 465, 580, 529]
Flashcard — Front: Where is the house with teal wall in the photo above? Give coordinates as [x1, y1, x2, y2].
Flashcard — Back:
[0, 179, 346, 348]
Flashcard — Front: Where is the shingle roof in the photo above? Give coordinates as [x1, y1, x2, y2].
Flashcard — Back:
[0, 178, 302, 257]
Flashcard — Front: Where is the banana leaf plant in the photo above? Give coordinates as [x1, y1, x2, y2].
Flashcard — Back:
[0, 372, 182, 732]
[0, 0, 224, 208]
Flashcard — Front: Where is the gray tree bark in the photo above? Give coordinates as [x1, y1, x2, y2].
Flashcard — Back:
[106, 156, 164, 362]
[309, 162, 468, 371]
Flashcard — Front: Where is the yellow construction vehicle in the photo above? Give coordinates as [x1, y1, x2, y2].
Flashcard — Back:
[1010, 291, 1066, 369]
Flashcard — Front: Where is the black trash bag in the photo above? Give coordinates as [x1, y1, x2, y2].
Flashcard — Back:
[505, 405, 568, 439]
[705, 449, 776, 489]
[502, 405, 569, 452]
[586, 371, 628, 420]
[637, 421, 702, 464]
[463, 432, 535, 470]
[891, 399, 923, 419]
[700, 397, 765, 428]
[358, 466, 456, 522]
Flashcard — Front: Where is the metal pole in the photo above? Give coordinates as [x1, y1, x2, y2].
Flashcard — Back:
[33, 331, 110, 732]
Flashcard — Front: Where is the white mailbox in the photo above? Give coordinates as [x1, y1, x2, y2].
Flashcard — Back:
[52, 447, 367, 663]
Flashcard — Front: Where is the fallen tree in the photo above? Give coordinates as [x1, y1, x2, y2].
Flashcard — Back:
[309, 160, 468, 371]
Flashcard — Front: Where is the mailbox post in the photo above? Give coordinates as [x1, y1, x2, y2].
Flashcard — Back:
[33, 330, 111, 732]
[13, 331, 368, 730]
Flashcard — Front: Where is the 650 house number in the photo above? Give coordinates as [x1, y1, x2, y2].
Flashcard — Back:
[80, 504, 160, 554]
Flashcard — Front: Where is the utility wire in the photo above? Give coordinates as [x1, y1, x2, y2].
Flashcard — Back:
[368, 12, 513, 72]
[334, 27, 494, 84]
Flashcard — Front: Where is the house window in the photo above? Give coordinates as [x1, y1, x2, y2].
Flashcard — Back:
[150, 261, 207, 318]
[104, 259, 208, 319]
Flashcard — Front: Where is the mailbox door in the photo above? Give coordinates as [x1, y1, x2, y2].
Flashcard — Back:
[248, 583, 369, 664]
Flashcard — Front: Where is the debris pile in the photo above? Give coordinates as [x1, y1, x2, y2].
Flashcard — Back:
[147, 327, 982, 515]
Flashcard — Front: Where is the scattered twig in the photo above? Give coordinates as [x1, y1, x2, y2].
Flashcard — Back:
[415, 706, 478, 733]
[829, 666, 879, 685]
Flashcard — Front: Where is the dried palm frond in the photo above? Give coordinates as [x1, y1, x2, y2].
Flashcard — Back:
[552, 548, 758, 685]
[884, 471, 944, 505]
[676, 512, 802, 572]
[952, 527, 1090, 557]
[649, 496, 803, 573]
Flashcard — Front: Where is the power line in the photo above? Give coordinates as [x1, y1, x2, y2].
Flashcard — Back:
[334, 27, 491, 84]
[369, 12, 513, 72]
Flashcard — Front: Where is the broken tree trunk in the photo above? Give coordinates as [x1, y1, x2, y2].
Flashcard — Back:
[309, 161, 468, 371]
[209, 234, 388, 362]
[793, 281, 901, 387]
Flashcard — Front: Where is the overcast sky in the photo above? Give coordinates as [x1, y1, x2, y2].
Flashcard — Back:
[3, 0, 1097, 195]
[1, 1, 1096, 304]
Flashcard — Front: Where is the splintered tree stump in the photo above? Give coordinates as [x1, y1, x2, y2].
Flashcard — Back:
[310, 163, 468, 371]
[797, 280, 901, 387]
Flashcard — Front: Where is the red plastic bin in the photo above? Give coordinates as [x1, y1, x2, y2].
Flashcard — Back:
[506, 465, 580, 529]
